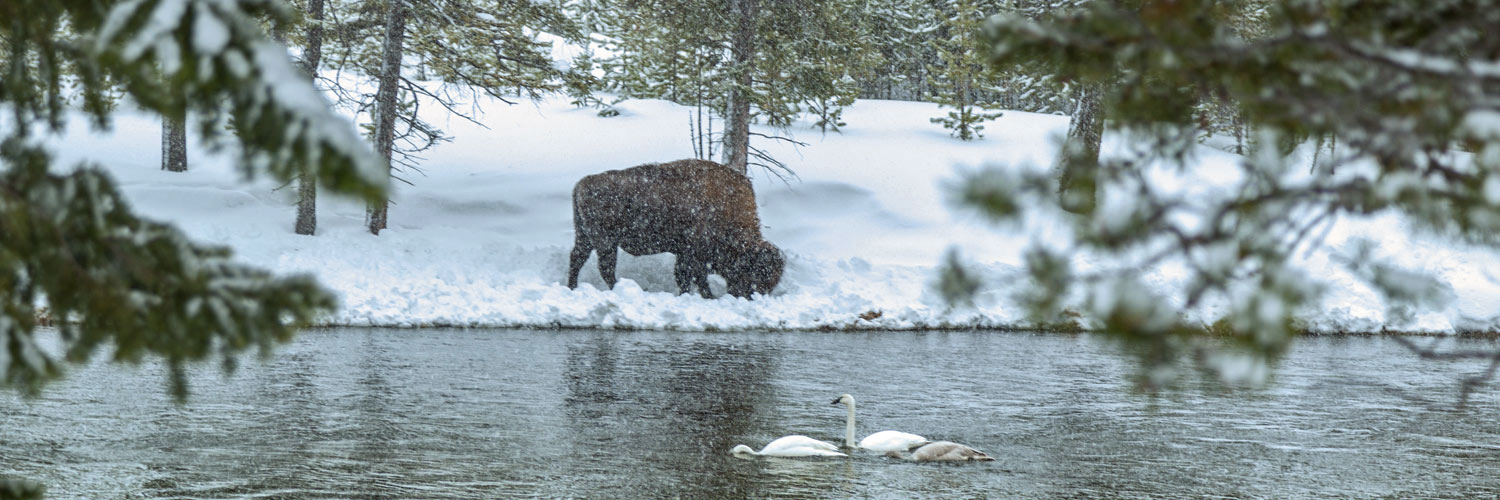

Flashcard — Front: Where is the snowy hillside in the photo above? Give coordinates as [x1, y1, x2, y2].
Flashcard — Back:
[42, 95, 1500, 332]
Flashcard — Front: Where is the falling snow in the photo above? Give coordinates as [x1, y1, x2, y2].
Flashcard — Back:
[31, 89, 1500, 333]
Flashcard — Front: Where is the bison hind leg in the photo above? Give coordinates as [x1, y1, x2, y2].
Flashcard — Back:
[567, 241, 592, 289]
[595, 242, 620, 289]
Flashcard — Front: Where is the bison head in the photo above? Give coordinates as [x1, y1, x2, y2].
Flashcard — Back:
[726, 241, 785, 298]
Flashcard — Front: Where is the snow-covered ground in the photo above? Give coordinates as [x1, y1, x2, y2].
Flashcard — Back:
[39, 94, 1500, 332]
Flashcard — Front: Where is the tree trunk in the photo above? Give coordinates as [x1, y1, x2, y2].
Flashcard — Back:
[367, 0, 408, 235]
[1232, 107, 1246, 155]
[1056, 81, 1104, 215]
[161, 108, 187, 172]
[720, 0, 756, 175]
[295, 0, 325, 236]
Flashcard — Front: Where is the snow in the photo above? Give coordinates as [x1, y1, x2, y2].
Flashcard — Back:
[102, 0, 183, 63]
[191, 4, 230, 55]
[1464, 110, 1500, 141]
[33, 91, 1500, 333]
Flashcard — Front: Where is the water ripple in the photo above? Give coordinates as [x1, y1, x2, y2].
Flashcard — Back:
[4, 330, 1500, 498]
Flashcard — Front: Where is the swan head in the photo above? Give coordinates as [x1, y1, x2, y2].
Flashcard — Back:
[730, 444, 756, 456]
[831, 394, 854, 406]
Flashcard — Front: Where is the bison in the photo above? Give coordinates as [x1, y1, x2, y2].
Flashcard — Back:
[566, 159, 784, 299]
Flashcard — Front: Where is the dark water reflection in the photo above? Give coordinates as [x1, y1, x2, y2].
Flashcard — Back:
[5, 330, 1500, 498]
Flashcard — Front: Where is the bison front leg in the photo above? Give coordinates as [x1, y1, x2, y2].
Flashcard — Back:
[673, 256, 714, 298]
[727, 281, 751, 299]
[693, 265, 713, 299]
[673, 257, 695, 296]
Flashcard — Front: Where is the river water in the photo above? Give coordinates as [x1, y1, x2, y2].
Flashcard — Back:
[4, 329, 1500, 499]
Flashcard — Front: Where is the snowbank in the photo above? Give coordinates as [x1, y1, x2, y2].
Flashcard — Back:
[38, 94, 1500, 332]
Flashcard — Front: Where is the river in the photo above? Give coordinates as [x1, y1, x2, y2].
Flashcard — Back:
[4, 329, 1500, 498]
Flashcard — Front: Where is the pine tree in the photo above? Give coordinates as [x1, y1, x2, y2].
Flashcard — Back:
[558, 0, 615, 117]
[366, 0, 408, 234]
[857, 0, 941, 101]
[563, 51, 612, 113]
[160, 108, 187, 172]
[294, 0, 326, 236]
[601, 0, 874, 176]
[598, 4, 675, 100]
[984, 0, 1077, 113]
[974, 0, 1500, 388]
[709, 0, 755, 173]
[1000, 0, 1110, 214]
[1192, 0, 1271, 154]
[928, 0, 1002, 140]
[600, 1, 732, 156]
[799, 0, 878, 134]
[0, 0, 387, 480]
[805, 74, 858, 133]
[310, 0, 573, 234]
[1053, 80, 1103, 213]
[3, 2, 386, 494]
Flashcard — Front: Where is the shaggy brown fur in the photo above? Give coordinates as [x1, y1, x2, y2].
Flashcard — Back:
[567, 159, 784, 298]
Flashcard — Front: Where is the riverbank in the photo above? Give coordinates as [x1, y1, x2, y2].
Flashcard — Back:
[38, 93, 1500, 333]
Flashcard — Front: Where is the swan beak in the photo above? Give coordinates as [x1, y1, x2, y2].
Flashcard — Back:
[829, 397, 842, 405]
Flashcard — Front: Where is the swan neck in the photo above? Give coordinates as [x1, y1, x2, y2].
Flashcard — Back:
[845, 399, 857, 448]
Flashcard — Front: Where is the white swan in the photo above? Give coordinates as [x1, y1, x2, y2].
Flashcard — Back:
[730, 435, 847, 457]
[908, 441, 995, 462]
[831, 394, 930, 454]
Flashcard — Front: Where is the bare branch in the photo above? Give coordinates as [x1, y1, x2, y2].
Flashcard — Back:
[748, 131, 809, 147]
[747, 145, 801, 186]
[400, 76, 492, 130]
